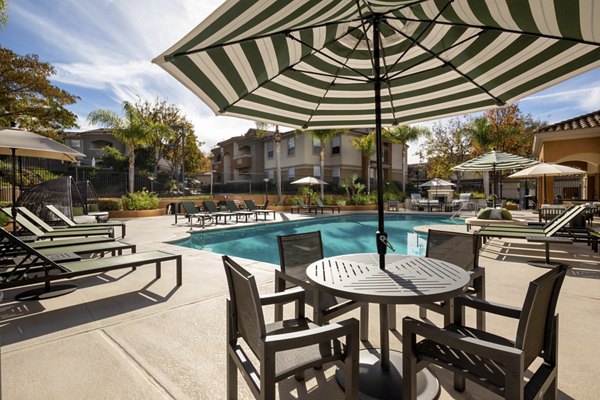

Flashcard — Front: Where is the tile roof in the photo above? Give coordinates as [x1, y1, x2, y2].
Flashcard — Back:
[536, 109, 600, 133]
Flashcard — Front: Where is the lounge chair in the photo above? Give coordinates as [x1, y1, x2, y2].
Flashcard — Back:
[222, 255, 359, 400]
[243, 199, 275, 220]
[15, 206, 115, 234]
[419, 229, 486, 329]
[1, 208, 115, 240]
[290, 198, 319, 214]
[0, 228, 181, 300]
[202, 200, 234, 224]
[46, 205, 126, 237]
[403, 264, 568, 399]
[276, 231, 369, 340]
[387, 199, 400, 211]
[222, 200, 254, 222]
[177, 201, 212, 228]
[315, 198, 340, 213]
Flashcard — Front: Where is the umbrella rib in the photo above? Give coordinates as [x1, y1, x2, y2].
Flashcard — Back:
[290, 22, 372, 128]
[387, 24, 505, 106]
[221, 25, 367, 113]
[382, 0, 453, 81]
[387, 17, 600, 47]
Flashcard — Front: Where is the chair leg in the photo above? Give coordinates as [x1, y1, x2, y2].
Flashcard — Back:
[226, 352, 238, 400]
[344, 327, 359, 400]
[402, 320, 417, 400]
[360, 304, 369, 341]
[388, 305, 397, 330]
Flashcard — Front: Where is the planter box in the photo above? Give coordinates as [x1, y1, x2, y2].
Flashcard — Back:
[108, 209, 165, 218]
[505, 204, 519, 211]
[340, 205, 377, 211]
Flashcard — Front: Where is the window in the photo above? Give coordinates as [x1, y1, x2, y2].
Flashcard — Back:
[313, 165, 321, 179]
[69, 139, 81, 149]
[266, 141, 274, 159]
[287, 137, 295, 156]
[312, 137, 321, 155]
[288, 167, 295, 181]
[332, 167, 341, 184]
[331, 135, 341, 155]
[267, 169, 274, 182]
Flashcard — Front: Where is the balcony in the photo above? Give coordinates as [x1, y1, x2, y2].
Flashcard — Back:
[233, 154, 252, 169]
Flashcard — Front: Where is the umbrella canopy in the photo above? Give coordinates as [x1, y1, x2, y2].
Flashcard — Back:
[154, 1, 600, 270]
[0, 128, 85, 161]
[418, 178, 455, 188]
[290, 176, 328, 186]
[452, 150, 538, 206]
[508, 163, 585, 203]
[0, 128, 85, 231]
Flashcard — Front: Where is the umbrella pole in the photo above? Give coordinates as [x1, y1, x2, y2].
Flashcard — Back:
[373, 16, 387, 270]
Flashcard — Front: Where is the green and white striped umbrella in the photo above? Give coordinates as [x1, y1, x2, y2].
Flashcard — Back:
[452, 150, 539, 172]
[154, 0, 600, 129]
[153, 0, 600, 270]
[452, 149, 539, 206]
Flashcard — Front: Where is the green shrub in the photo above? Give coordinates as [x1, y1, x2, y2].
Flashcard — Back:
[98, 198, 122, 211]
[121, 190, 159, 210]
[0, 211, 10, 227]
[500, 208, 512, 220]
[477, 207, 512, 220]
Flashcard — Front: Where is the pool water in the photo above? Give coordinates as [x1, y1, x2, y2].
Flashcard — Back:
[174, 213, 463, 265]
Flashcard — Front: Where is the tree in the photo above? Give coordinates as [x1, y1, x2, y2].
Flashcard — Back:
[302, 129, 346, 199]
[256, 122, 282, 203]
[468, 104, 543, 157]
[0, 47, 79, 137]
[351, 133, 377, 193]
[88, 101, 149, 193]
[385, 125, 429, 192]
[417, 118, 473, 190]
[0, 0, 7, 27]
[135, 98, 208, 180]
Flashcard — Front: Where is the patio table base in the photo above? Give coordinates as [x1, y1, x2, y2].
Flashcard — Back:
[336, 348, 439, 400]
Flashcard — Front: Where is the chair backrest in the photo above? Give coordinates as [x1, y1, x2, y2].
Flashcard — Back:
[203, 200, 220, 214]
[46, 205, 76, 227]
[1, 208, 46, 236]
[545, 204, 586, 236]
[17, 207, 55, 232]
[515, 264, 568, 367]
[459, 193, 472, 202]
[222, 255, 266, 356]
[425, 229, 479, 270]
[315, 198, 326, 207]
[243, 199, 257, 211]
[180, 201, 198, 215]
[225, 200, 241, 212]
[411, 193, 422, 201]
[296, 198, 308, 208]
[263, 199, 269, 208]
[277, 231, 336, 309]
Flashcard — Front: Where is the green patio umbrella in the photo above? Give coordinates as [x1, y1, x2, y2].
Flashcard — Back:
[154, 1, 600, 270]
[452, 149, 539, 207]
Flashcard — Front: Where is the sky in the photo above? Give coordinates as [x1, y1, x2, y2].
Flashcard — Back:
[2, 0, 600, 164]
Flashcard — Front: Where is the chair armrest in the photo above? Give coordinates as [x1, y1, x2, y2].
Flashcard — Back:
[260, 287, 305, 306]
[469, 266, 485, 280]
[274, 270, 308, 289]
[265, 318, 359, 352]
[455, 295, 521, 319]
[403, 317, 522, 364]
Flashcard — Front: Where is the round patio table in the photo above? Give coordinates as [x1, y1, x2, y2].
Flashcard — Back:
[306, 253, 470, 400]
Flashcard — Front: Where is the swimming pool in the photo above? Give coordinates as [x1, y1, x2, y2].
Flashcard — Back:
[174, 213, 463, 264]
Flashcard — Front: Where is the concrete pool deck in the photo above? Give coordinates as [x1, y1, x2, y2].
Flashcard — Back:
[1, 209, 599, 399]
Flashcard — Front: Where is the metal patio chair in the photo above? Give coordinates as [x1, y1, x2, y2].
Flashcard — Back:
[419, 229, 486, 329]
[403, 264, 568, 399]
[275, 231, 369, 341]
[222, 255, 359, 400]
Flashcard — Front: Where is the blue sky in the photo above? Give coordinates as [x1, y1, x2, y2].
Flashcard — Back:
[2, 0, 600, 163]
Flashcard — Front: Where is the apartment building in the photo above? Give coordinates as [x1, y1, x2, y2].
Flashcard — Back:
[211, 128, 409, 189]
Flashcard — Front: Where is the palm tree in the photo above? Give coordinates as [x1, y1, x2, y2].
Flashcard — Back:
[88, 101, 149, 193]
[256, 122, 282, 203]
[0, 0, 7, 28]
[385, 125, 429, 192]
[306, 129, 345, 199]
[351, 133, 376, 194]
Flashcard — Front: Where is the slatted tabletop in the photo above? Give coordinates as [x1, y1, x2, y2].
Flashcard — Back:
[307, 253, 470, 305]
